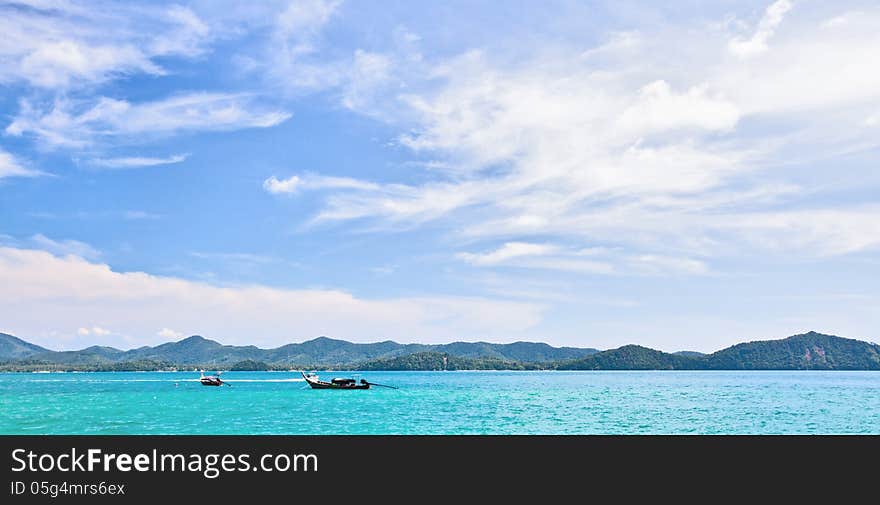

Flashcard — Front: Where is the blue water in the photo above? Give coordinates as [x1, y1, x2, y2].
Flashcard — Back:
[1, 371, 878, 434]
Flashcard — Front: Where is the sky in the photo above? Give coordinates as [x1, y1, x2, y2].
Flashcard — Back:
[0, 0, 879, 352]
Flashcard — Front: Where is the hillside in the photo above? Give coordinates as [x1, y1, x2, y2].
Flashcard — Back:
[703, 331, 880, 370]
[352, 351, 540, 371]
[261, 337, 423, 365]
[555, 332, 880, 371]
[673, 351, 706, 358]
[2, 330, 878, 371]
[122, 336, 266, 364]
[434, 341, 598, 362]
[557, 345, 697, 370]
[0, 332, 49, 360]
[0, 333, 598, 368]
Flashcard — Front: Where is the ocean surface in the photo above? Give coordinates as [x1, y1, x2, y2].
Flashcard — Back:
[2, 371, 879, 434]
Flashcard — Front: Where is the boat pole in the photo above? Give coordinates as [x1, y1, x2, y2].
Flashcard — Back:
[365, 382, 398, 389]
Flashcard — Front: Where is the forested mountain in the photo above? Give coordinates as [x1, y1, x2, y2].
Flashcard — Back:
[0, 333, 50, 360]
[2, 331, 878, 371]
[0, 333, 597, 368]
[700, 331, 880, 370]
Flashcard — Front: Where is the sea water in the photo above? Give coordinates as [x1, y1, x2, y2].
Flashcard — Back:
[1, 371, 878, 434]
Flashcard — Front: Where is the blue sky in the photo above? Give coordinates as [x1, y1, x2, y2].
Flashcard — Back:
[1, 0, 878, 351]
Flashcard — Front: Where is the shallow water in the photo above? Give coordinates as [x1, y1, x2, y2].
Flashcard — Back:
[2, 371, 878, 434]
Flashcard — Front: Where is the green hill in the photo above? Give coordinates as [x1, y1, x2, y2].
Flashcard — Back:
[122, 335, 266, 364]
[229, 359, 272, 371]
[558, 345, 697, 370]
[703, 331, 880, 370]
[673, 351, 706, 358]
[555, 332, 880, 371]
[353, 351, 539, 371]
[0, 332, 49, 360]
[2, 330, 878, 371]
[434, 341, 598, 362]
[262, 337, 422, 366]
[0, 333, 598, 368]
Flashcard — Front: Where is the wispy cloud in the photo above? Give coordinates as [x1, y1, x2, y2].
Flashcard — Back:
[157, 327, 184, 340]
[728, 0, 794, 58]
[263, 175, 302, 194]
[457, 242, 707, 276]
[0, 149, 42, 179]
[457, 242, 559, 267]
[89, 153, 189, 169]
[264, 173, 381, 195]
[149, 4, 211, 58]
[266, 0, 345, 90]
[7, 94, 290, 148]
[0, 1, 211, 89]
[29, 233, 101, 260]
[77, 326, 112, 337]
[283, 1, 880, 263]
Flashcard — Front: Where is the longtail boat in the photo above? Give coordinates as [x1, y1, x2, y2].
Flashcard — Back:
[301, 371, 370, 389]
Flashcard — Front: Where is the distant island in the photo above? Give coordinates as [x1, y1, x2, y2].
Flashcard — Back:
[1, 331, 879, 372]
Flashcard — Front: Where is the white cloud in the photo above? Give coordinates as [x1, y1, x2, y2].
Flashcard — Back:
[342, 50, 393, 110]
[0, 149, 42, 179]
[628, 255, 709, 276]
[457, 242, 559, 266]
[18, 40, 163, 88]
[0, 247, 545, 348]
[724, 207, 880, 256]
[269, 0, 345, 90]
[616, 80, 740, 135]
[157, 328, 184, 340]
[7, 94, 290, 148]
[90, 154, 189, 169]
[29, 234, 100, 260]
[77, 326, 111, 337]
[512, 257, 617, 275]
[728, 0, 793, 58]
[721, 18, 880, 115]
[457, 242, 708, 276]
[312, 179, 489, 224]
[285, 2, 880, 264]
[276, 0, 342, 44]
[300, 51, 748, 231]
[149, 5, 211, 57]
[263, 175, 302, 194]
[0, 1, 212, 89]
[261, 0, 411, 108]
[264, 173, 381, 195]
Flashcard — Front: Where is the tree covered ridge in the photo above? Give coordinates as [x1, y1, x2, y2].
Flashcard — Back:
[352, 332, 880, 371]
[0, 333, 598, 368]
[699, 331, 880, 370]
[1, 331, 879, 371]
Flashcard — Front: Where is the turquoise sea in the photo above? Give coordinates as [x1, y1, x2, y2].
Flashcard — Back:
[2, 371, 879, 434]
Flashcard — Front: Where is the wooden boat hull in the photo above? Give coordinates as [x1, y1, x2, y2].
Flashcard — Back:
[305, 381, 370, 389]
[302, 372, 370, 389]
